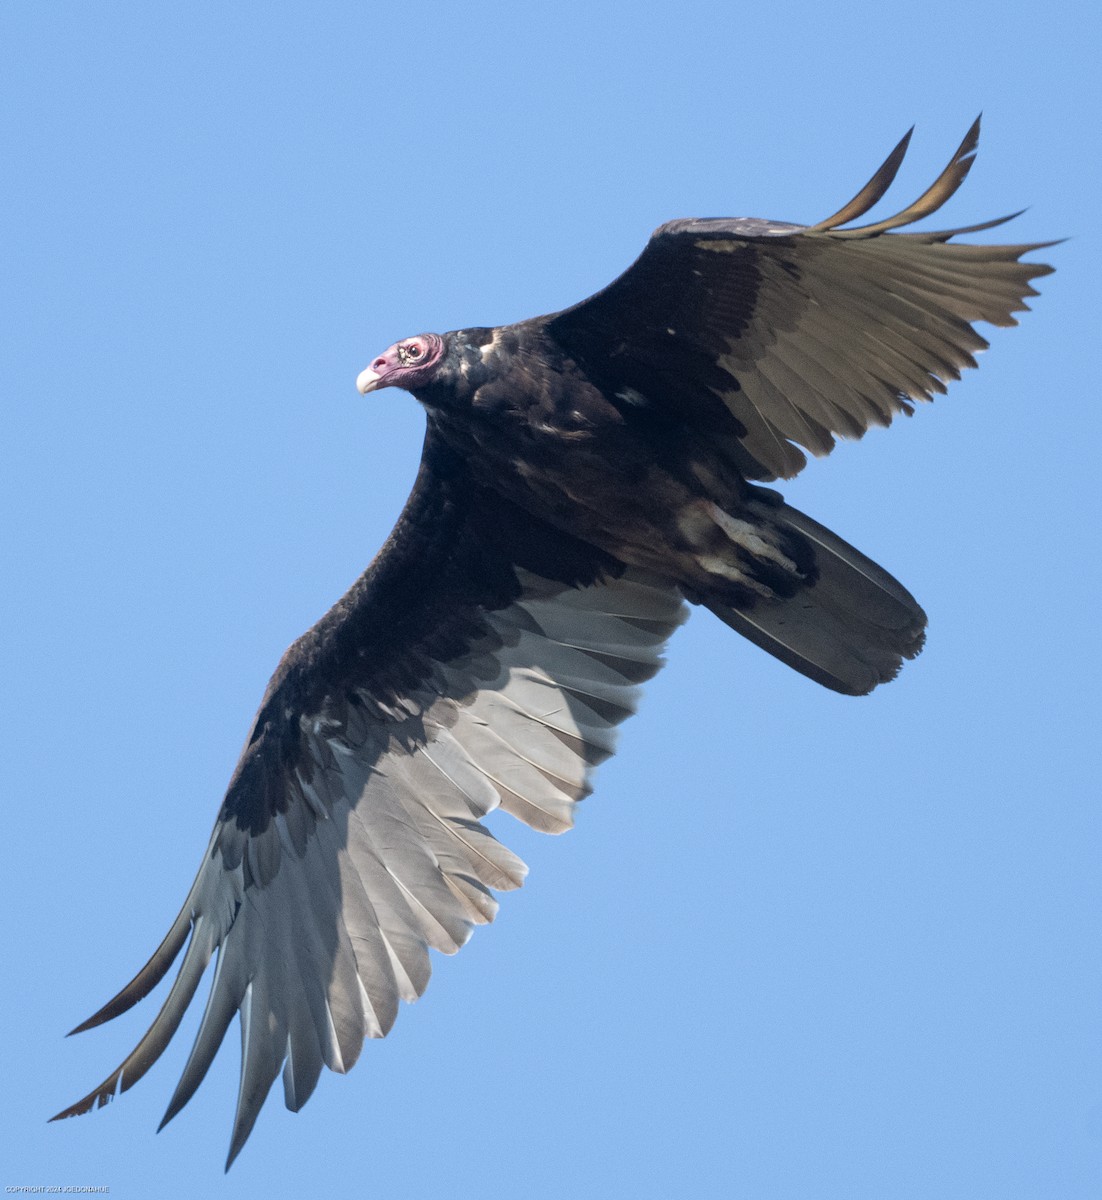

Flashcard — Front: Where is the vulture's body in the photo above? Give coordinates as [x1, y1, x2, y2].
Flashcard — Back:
[55, 120, 1053, 1167]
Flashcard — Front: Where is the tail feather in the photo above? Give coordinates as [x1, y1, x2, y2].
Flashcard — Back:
[708, 502, 926, 695]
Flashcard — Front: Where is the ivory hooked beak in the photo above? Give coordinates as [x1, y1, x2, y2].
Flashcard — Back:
[356, 366, 382, 395]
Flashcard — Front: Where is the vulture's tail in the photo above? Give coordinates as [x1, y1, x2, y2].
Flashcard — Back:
[707, 500, 927, 696]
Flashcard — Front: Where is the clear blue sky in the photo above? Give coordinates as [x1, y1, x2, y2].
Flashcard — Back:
[3, 2, 1099, 1197]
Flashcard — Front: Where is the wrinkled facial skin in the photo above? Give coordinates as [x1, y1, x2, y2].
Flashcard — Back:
[356, 334, 445, 394]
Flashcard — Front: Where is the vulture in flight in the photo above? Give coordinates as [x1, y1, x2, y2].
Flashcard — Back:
[55, 118, 1053, 1167]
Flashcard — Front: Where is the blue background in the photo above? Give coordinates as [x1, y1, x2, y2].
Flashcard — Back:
[3, 2, 1099, 1196]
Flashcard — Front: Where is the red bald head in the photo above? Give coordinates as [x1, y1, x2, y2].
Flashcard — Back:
[356, 333, 446, 394]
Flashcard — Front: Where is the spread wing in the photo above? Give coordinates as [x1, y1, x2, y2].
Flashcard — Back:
[53, 433, 687, 1168]
[546, 117, 1056, 482]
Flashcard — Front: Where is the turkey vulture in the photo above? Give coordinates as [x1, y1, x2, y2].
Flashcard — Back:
[55, 118, 1053, 1167]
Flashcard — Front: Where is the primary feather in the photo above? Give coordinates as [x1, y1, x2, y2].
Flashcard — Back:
[55, 119, 1053, 1167]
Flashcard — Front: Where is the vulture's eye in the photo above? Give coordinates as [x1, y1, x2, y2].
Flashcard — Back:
[401, 342, 424, 364]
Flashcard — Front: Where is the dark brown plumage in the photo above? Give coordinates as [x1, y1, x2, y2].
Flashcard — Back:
[54, 118, 1053, 1168]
